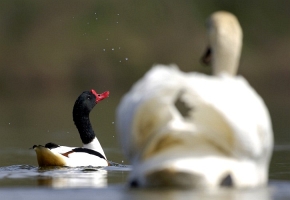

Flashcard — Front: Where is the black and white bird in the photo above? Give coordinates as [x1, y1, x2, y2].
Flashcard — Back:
[33, 89, 109, 167]
[116, 11, 273, 188]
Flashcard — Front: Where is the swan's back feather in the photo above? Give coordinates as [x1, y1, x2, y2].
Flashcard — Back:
[117, 65, 272, 160]
[117, 65, 186, 159]
[184, 72, 273, 160]
[116, 65, 273, 187]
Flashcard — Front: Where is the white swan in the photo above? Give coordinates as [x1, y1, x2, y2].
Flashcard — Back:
[116, 11, 273, 188]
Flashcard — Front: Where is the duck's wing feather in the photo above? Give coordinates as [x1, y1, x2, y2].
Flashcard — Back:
[62, 147, 106, 160]
[62, 148, 108, 167]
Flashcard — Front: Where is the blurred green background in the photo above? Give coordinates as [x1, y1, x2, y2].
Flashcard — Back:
[0, 0, 289, 166]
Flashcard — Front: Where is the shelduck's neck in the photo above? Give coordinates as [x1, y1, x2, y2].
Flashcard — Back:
[73, 108, 95, 145]
[83, 138, 106, 159]
[73, 112, 106, 159]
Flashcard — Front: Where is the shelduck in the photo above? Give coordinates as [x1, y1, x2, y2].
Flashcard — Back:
[116, 11, 273, 188]
[33, 89, 109, 167]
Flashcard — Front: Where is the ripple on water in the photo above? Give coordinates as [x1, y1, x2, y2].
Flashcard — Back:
[0, 163, 131, 188]
[0, 165, 38, 179]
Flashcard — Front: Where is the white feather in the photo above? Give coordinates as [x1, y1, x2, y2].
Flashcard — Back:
[35, 137, 108, 167]
[63, 152, 108, 167]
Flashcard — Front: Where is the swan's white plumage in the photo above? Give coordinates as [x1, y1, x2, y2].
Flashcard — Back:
[117, 65, 273, 188]
[116, 11, 273, 188]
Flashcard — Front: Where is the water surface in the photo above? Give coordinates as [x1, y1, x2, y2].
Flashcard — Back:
[0, 146, 290, 199]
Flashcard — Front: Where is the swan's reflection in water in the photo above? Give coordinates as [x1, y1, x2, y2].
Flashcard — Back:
[1, 165, 287, 200]
[37, 167, 108, 188]
[126, 187, 273, 200]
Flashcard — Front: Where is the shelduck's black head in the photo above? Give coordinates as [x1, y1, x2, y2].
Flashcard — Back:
[73, 89, 110, 115]
[73, 89, 109, 144]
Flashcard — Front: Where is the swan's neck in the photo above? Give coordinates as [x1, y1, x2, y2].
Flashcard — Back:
[212, 39, 242, 76]
[73, 110, 96, 145]
[208, 11, 243, 76]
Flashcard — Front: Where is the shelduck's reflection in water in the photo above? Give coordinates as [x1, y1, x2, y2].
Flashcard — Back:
[36, 167, 108, 188]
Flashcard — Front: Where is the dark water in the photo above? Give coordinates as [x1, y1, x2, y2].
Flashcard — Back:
[0, 146, 289, 199]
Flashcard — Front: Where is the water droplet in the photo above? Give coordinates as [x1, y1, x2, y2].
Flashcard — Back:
[125, 58, 128, 61]
[112, 48, 114, 51]
[117, 14, 120, 16]
[106, 38, 109, 41]
[119, 47, 121, 49]
[96, 18, 98, 20]
[122, 160, 124, 163]
[119, 60, 122, 62]
[112, 122, 114, 124]
[103, 49, 106, 51]
[8, 123, 10, 125]
[113, 136, 115, 138]
[116, 22, 119, 24]
[95, 12, 97, 15]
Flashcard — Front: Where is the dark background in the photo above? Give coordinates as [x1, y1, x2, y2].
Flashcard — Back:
[0, 1, 289, 165]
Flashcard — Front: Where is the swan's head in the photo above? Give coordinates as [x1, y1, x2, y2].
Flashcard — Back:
[202, 11, 243, 76]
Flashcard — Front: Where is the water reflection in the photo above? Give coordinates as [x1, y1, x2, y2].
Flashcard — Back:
[37, 167, 108, 188]
[1, 183, 289, 200]
[126, 187, 273, 200]
[269, 145, 290, 181]
[0, 164, 130, 188]
[1, 165, 290, 199]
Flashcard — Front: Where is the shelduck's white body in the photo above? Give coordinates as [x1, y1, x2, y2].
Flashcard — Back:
[116, 11, 273, 188]
[34, 138, 108, 167]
